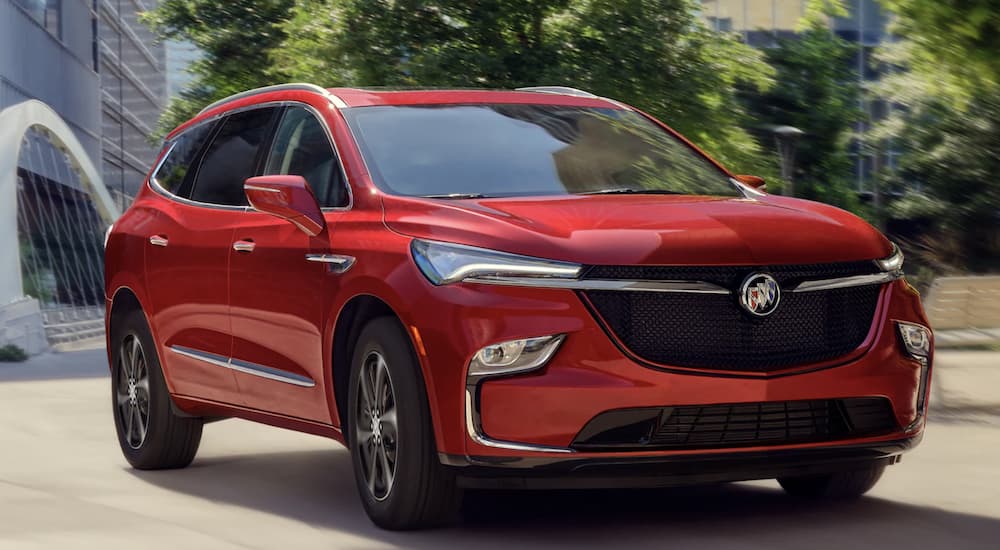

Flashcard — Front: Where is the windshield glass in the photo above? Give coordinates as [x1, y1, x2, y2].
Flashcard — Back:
[342, 104, 739, 198]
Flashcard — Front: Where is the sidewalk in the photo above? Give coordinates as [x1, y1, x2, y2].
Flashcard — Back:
[930, 350, 1000, 423]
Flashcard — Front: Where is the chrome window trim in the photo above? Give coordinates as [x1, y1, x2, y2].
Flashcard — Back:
[791, 271, 903, 293]
[465, 276, 732, 294]
[150, 100, 355, 212]
[170, 345, 316, 387]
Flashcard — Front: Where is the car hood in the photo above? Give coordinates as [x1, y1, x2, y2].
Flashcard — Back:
[380, 193, 892, 266]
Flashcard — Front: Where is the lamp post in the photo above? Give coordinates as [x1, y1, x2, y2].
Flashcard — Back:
[772, 125, 804, 196]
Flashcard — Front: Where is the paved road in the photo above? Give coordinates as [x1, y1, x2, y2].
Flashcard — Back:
[1, 350, 998, 549]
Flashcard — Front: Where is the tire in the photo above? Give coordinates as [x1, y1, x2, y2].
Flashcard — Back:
[347, 317, 463, 530]
[111, 308, 203, 470]
[778, 462, 887, 499]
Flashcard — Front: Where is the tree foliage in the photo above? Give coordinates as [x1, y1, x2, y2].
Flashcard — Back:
[150, 0, 775, 170]
[740, 12, 860, 208]
[142, 1, 295, 137]
[874, 1, 1000, 270]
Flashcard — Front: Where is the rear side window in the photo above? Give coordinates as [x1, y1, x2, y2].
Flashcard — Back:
[264, 107, 349, 207]
[189, 107, 277, 206]
[153, 122, 215, 196]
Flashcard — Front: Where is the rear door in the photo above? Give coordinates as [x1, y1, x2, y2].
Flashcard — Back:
[145, 106, 278, 404]
[227, 104, 351, 422]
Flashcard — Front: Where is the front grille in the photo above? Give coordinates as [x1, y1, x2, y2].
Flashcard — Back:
[582, 262, 882, 372]
[572, 397, 898, 451]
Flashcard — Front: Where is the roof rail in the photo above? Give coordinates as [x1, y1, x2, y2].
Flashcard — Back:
[515, 86, 598, 99]
[197, 83, 333, 115]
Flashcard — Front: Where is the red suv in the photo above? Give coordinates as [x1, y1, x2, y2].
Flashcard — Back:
[105, 84, 933, 529]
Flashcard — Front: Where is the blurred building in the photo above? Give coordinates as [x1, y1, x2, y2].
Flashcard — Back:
[166, 40, 201, 97]
[700, 0, 896, 193]
[1, 0, 167, 353]
[96, 0, 168, 208]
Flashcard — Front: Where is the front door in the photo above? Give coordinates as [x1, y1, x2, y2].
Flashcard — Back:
[227, 105, 351, 422]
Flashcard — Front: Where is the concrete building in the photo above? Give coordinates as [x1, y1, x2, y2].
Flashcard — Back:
[1, 0, 167, 354]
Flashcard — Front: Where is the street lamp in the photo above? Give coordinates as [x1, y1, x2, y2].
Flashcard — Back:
[771, 125, 804, 196]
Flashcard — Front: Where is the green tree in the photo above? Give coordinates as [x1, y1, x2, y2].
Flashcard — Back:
[142, 0, 295, 137]
[273, 0, 774, 170]
[740, 11, 861, 209]
[874, 0, 1000, 270]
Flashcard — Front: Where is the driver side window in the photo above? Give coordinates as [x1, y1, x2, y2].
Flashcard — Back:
[264, 106, 349, 207]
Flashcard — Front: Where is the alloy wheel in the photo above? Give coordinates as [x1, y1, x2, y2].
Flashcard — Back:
[355, 351, 398, 501]
[116, 334, 150, 449]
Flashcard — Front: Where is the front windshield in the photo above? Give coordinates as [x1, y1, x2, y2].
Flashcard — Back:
[342, 104, 739, 198]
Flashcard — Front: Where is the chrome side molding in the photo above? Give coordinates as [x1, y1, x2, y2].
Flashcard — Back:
[305, 254, 356, 274]
[170, 345, 316, 387]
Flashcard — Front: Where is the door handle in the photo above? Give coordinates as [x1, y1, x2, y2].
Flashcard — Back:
[233, 240, 256, 253]
[149, 235, 168, 247]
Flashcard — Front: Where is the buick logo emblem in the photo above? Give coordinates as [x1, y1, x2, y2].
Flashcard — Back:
[739, 273, 781, 317]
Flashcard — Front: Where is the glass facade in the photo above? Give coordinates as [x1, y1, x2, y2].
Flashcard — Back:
[97, 0, 167, 209]
[16, 128, 106, 320]
[11, 0, 60, 38]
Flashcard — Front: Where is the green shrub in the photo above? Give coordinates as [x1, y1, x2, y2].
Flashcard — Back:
[0, 344, 29, 362]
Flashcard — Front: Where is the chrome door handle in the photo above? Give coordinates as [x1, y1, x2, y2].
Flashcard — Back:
[233, 240, 256, 253]
[149, 235, 168, 247]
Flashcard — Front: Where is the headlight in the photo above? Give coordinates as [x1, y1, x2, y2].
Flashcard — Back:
[876, 243, 904, 272]
[411, 239, 581, 285]
[896, 321, 931, 358]
[469, 335, 565, 378]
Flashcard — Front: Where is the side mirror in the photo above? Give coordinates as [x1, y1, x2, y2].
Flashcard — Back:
[244, 175, 326, 236]
[734, 174, 766, 191]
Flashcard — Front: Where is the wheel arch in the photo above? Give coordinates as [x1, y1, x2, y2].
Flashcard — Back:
[330, 294, 405, 431]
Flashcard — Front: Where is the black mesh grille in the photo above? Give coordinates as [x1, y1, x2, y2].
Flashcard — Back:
[582, 262, 882, 372]
[572, 397, 898, 451]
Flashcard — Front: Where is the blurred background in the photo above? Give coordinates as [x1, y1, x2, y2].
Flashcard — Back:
[1, 2, 998, 547]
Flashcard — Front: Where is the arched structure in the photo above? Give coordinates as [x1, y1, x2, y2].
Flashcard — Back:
[0, 100, 120, 306]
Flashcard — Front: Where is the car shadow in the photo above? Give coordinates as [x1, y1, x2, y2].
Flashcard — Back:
[129, 446, 1000, 549]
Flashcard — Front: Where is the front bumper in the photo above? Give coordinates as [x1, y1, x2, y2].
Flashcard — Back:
[406, 276, 931, 467]
[442, 435, 920, 490]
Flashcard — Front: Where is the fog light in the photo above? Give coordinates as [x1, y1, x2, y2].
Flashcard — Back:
[896, 322, 931, 358]
[469, 335, 565, 378]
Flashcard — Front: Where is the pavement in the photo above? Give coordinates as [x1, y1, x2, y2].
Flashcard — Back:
[0, 349, 998, 549]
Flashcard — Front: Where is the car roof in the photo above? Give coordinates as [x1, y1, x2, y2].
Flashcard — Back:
[167, 84, 627, 141]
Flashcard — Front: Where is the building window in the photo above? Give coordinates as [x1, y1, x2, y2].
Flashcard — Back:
[13, 0, 61, 39]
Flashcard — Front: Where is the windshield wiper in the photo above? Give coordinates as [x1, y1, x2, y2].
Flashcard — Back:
[577, 188, 683, 195]
[422, 193, 490, 199]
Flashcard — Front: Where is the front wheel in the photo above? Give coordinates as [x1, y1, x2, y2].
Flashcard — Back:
[347, 317, 462, 530]
[111, 309, 203, 469]
[777, 462, 886, 499]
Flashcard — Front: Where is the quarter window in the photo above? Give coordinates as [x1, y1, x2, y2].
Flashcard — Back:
[153, 122, 215, 196]
[264, 107, 348, 207]
[190, 107, 277, 206]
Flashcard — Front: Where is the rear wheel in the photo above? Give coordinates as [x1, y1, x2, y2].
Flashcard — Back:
[111, 309, 203, 469]
[777, 462, 886, 499]
[348, 317, 462, 530]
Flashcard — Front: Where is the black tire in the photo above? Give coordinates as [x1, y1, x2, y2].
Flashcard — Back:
[778, 462, 887, 499]
[348, 317, 463, 530]
[111, 308, 203, 469]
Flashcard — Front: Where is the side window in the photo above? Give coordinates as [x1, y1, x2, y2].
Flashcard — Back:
[152, 122, 215, 196]
[190, 107, 277, 206]
[264, 106, 348, 207]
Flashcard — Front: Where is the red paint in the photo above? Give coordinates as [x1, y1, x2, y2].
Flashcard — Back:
[106, 86, 930, 470]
